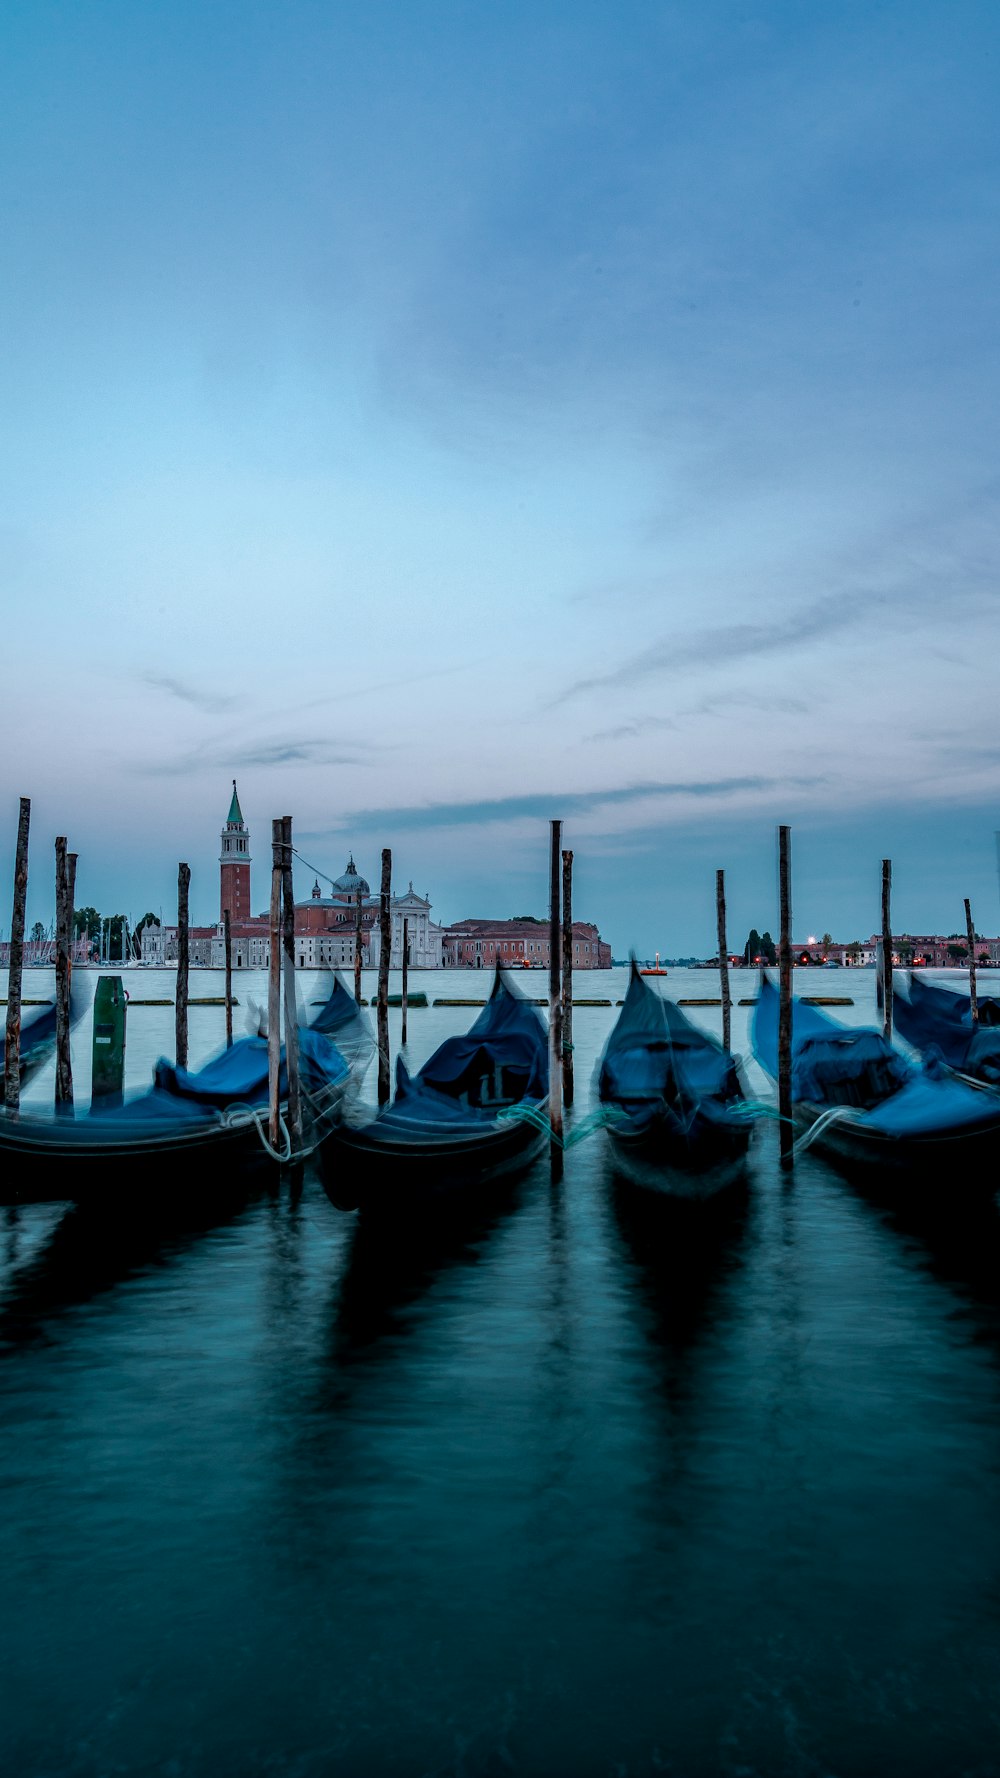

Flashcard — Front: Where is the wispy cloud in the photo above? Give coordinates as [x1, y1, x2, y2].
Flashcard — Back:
[143, 673, 240, 715]
[134, 738, 373, 776]
[313, 775, 824, 834]
[585, 690, 811, 741]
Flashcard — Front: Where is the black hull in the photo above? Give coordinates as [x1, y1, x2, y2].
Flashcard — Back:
[794, 1100, 1000, 1188]
[0, 1115, 276, 1209]
[318, 1115, 548, 1216]
[604, 1114, 751, 1199]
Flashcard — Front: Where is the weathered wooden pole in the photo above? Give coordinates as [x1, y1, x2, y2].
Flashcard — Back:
[401, 915, 409, 1044]
[354, 886, 364, 1005]
[4, 797, 30, 1117]
[881, 858, 893, 1042]
[965, 896, 979, 1025]
[223, 908, 233, 1047]
[549, 820, 564, 1175]
[778, 825, 793, 1171]
[280, 815, 302, 1153]
[268, 820, 282, 1150]
[54, 837, 74, 1111]
[716, 867, 731, 1054]
[175, 862, 190, 1069]
[377, 848, 391, 1105]
[561, 848, 574, 1107]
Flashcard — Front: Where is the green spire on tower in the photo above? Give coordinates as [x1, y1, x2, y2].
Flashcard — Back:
[227, 779, 244, 826]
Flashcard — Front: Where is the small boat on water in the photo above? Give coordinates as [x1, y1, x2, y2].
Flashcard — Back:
[0, 973, 366, 1207]
[752, 972, 1000, 1180]
[640, 952, 668, 976]
[318, 967, 548, 1216]
[597, 961, 753, 1197]
[892, 972, 1000, 1087]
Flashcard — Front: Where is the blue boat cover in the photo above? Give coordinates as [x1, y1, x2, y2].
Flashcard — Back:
[599, 962, 746, 1132]
[752, 973, 1000, 1135]
[365, 970, 548, 1136]
[893, 972, 1000, 1076]
[153, 1028, 349, 1110]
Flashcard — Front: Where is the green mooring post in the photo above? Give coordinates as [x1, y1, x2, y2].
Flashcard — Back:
[92, 975, 127, 1109]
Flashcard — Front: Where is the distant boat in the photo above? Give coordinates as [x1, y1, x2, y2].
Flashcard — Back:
[640, 952, 668, 976]
[597, 961, 753, 1197]
[752, 972, 1000, 1180]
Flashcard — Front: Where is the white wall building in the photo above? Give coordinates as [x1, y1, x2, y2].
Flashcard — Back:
[367, 884, 444, 969]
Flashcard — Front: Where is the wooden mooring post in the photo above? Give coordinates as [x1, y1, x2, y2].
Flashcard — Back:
[549, 820, 563, 1176]
[881, 859, 893, 1043]
[224, 908, 233, 1048]
[280, 815, 302, 1154]
[55, 837, 75, 1111]
[4, 796, 30, 1117]
[377, 849, 392, 1105]
[401, 916, 409, 1045]
[561, 849, 574, 1108]
[965, 897, 979, 1025]
[778, 826, 793, 1171]
[354, 886, 364, 1006]
[268, 821, 282, 1151]
[716, 867, 731, 1054]
[175, 862, 190, 1069]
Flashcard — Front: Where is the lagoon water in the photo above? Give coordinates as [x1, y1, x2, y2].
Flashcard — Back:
[3, 966, 1000, 1775]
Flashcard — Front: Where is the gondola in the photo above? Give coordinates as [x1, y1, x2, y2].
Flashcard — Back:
[0, 985, 87, 1091]
[318, 967, 549, 1216]
[892, 972, 1000, 1086]
[597, 961, 753, 1197]
[0, 973, 366, 1207]
[752, 972, 1000, 1180]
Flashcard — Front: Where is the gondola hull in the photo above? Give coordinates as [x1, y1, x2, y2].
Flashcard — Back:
[0, 1108, 269, 1208]
[597, 961, 754, 1199]
[319, 1111, 547, 1215]
[604, 1110, 751, 1198]
[789, 1098, 1000, 1184]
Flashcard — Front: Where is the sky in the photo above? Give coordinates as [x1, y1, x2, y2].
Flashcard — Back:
[3, 0, 1000, 954]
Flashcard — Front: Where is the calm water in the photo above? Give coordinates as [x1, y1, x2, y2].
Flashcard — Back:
[3, 967, 1000, 1776]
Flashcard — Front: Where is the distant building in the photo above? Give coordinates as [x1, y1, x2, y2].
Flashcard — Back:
[441, 918, 611, 969]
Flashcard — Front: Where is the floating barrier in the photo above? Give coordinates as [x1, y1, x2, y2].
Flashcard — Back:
[0, 998, 53, 1006]
[386, 991, 428, 1008]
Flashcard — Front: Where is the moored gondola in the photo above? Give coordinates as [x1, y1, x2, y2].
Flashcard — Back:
[317, 967, 548, 1216]
[0, 972, 366, 1207]
[753, 972, 1000, 1182]
[597, 961, 753, 1197]
[892, 971, 1000, 1086]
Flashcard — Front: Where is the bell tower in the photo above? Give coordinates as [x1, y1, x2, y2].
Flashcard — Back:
[219, 780, 252, 924]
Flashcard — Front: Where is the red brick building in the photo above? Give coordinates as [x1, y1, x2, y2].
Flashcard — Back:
[442, 918, 611, 969]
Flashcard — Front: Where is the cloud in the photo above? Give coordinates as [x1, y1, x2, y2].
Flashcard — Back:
[134, 738, 373, 775]
[557, 589, 875, 704]
[585, 691, 810, 740]
[313, 774, 824, 834]
[143, 673, 240, 714]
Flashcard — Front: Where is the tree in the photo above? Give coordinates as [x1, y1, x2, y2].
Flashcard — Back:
[847, 941, 862, 966]
[946, 943, 967, 963]
[744, 927, 762, 966]
[30, 921, 45, 944]
[821, 933, 833, 951]
[897, 935, 914, 966]
[73, 906, 102, 941]
[760, 931, 777, 965]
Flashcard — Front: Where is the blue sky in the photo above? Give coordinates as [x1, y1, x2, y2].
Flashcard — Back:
[3, 0, 1000, 952]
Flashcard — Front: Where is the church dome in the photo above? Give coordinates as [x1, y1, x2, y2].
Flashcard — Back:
[332, 855, 369, 898]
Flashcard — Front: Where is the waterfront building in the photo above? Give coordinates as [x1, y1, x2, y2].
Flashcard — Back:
[441, 918, 611, 969]
[367, 884, 445, 970]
